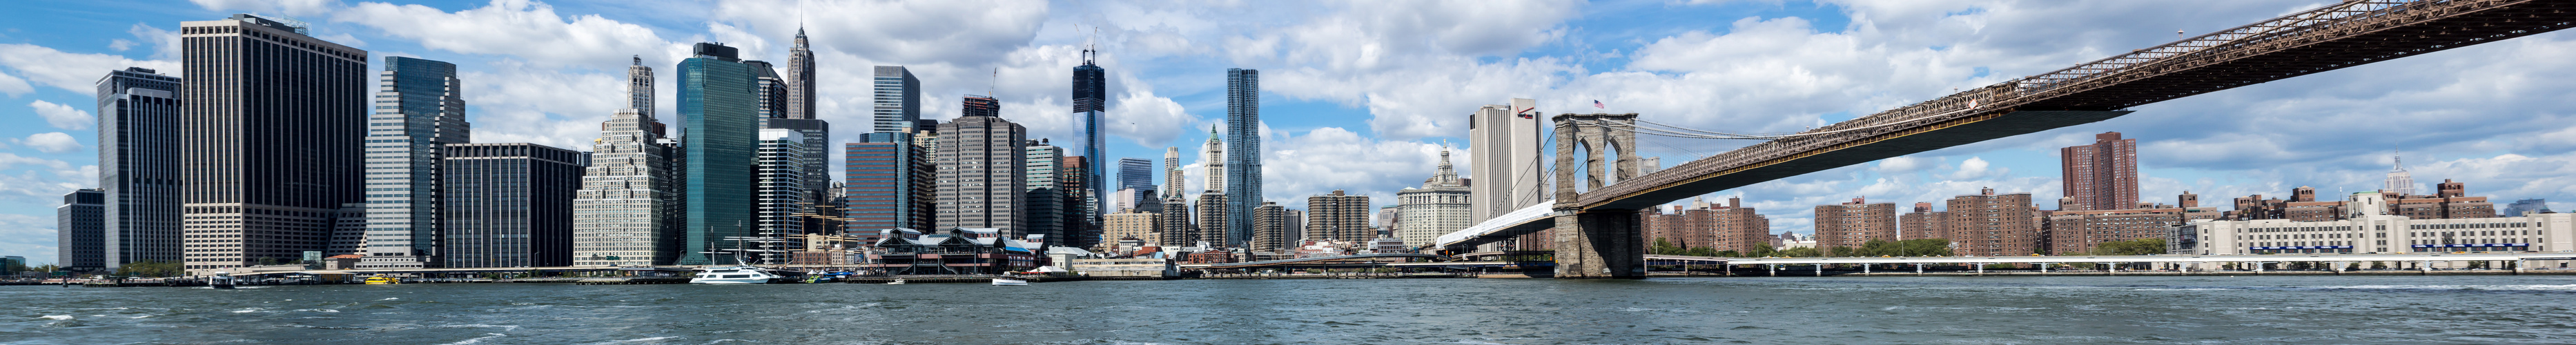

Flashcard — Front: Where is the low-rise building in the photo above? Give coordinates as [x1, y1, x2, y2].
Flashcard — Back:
[2174, 192, 2576, 255]
[1069, 257, 1175, 278]
[863, 228, 1042, 275]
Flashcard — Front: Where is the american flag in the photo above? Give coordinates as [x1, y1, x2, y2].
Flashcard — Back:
[1593, 100, 1604, 109]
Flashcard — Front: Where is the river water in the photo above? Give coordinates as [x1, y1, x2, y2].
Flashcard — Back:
[6, 275, 2575, 344]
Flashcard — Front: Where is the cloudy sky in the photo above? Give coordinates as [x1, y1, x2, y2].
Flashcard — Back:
[2, 0, 2572, 264]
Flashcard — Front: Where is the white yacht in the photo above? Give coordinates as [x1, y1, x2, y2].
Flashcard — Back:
[690, 266, 786, 284]
[208, 272, 235, 289]
[991, 277, 1028, 286]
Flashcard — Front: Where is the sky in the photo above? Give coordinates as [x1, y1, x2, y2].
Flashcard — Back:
[3, 0, 2574, 264]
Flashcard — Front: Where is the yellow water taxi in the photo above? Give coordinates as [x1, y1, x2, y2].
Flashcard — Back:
[363, 276, 400, 285]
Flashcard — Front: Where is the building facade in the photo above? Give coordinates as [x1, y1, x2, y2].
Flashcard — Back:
[179, 14, 369, 272]
[934, 95, 1029, 237]
[2045, 202, 2218, 255]
[95, 67, 183, 268]
[1103, 209, 1160, 248]
[1645, 197, 1769, 253]
[784, 28, 816, 120]
[2175, 193, 2576, 255]
[572, 106, 681, 266]
[844, 132, 934, 241]
[360, 56, 469, 269]
[1899, 202, 1949, 241]
[1946, 188, 2040, 257]
[1305, 190, 1372, 243]
[1814, 197, 1897, 249]
[1470, 99, 1543, 223]
[440, 144, 585, 268]
[677, 43, 763, 265]
[754, 129, 814, 253]
[1075, 48, 1109, 220]
[2060, 132, 2139, 212]
[1223, 68, 1262, 248]
[870, 66, 920, 132]
[59, 189, 106, 271]
[1190, 193, 1228, 248]
[1252, 201, 1291, 253]
[1396, 148, 1472, 249]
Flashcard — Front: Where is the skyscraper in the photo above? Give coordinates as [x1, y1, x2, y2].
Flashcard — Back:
[935, 95, 1029, 236]
[440, 143, 585, 268]
[1076, 47, 1109, 219]
[95, 67, 182, 269]
[1470, 99, 1543, 223]
[1305, 190, 1372, 243]
[179, 14, 369, 272]
[360, 56, 469, 269]
[678, 43, 760, 265]
[871, 66, 921, 132]
[1201, 126, 1224, 195]
[2385, 150, 2417, 195]
[764, 117, 831, 216]
[1164, 147, 1184, 200]
[59, 189, 104, 271]
[785, 28, 816, 120]
[572, 59, 682, 267]
[755, 129, 814, 259]
[1397, 148, 1472, 249]
[749, 60, 788, 119]
[1118, 158, 1154, 191]
[845, 132, 934, 239]
[1223, 68, 1262, 248]
[1026, 141, 1067, 246]
[2060, 132, 2138, 212]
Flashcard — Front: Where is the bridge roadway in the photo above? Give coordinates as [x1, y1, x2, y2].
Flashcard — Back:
[1441, 0, 2576, 278]
[1646, 253, 2576, 270]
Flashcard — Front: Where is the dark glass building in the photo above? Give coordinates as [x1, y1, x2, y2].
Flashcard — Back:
[440, 144, 586, 268]
[845, 132, 933, 245]
[95, 67, 182, 269]
[179, 14, 369, 271]
[1222, 68, 1262, 247]
[679, 42, 760, 265]
[59, 189, 105, 271]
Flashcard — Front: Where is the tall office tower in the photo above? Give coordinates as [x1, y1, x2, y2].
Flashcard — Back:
[1223, 68, 1262, 248]
[677, 43, 760, 265]
[359, 57, 469, 270]
[1118, 158, 1153, 195]
[59, 189, 105, 271]
[1025, 141, 1067, 246]
[845, 132, 934, 244]
[1946, 188, 2039, 257]
[573, 57, 682, 267]
[935, 95, 1029, 236]
[748, 60, 788, 119]
[1899, 202, 1949, 240]
[1252, 201, 1289, 253]
[1201, 126, 1224, 195]
[784, 28, 816, 120]
[754, 129, 814, 261]
[1813, 197, 1897, 250]
[871, 66, 921, 132]
[179, 14, 369, 272]
[440, 143, 585, 268]
[1160, 197, 1196, 244]
[1075, 48, 1110, 219]
[1470, 99, 1543, 224]
[763, 118, 830, 212]
[2060, 132, 2138, 212]
[2385, 150, 2417, 195]
[623, 56, 665, 136]
[1305, 190, 1372, 243]
[1191, 193, 1227, 248]
[1396, 148, 1472, 250]
[95, 67, 182, 269]
[1163, 147, 1184, 199]
[1062, 156, 1099, 248]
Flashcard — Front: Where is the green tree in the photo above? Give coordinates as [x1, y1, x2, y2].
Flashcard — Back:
[116, 260, 183, 277]
[1747, 244, 1779, 257]
[2089, 239, 2168, 255]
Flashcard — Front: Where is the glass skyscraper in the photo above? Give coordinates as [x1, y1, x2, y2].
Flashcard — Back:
[871, 66, 921, 132]
[1075, 50, 1108, 220]
[440, 143, 585, 268]
[678, 43, 760, 266]
[179, 14, 370, 272]
[360, 56, 469, 269]
[1223, 68, 1262, 248]
[95, 67, 182, 270]
[845, 132, 933, 242]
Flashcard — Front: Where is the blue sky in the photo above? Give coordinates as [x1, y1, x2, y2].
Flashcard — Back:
[3, 0, 2574, 264]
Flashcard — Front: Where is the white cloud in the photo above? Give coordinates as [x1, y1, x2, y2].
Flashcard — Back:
[28, 100, 92, 130]
[0, 43, 179, 94]
[0, 213, 59, 266]
[0, 70, 30, 97]
[17, 132, 79, 153]
[336, 0, 681, 69]
[188, 0, 342, 17]
[1261, 126, 1452, 206]
[126, 23, 182, 61]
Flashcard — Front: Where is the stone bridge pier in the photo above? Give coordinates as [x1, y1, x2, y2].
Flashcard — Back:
[1550, 113, 1646, 279]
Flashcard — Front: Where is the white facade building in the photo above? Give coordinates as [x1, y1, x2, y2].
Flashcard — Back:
[2175, 193, 2575, 255]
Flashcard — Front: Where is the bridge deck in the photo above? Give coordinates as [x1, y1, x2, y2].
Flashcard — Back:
[1652, 253, 2576, 265]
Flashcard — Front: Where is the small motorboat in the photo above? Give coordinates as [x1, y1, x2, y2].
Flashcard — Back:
[991, 277, 1028, 286]
[886, 279, 906, 285]
[209, 272, 236, 289]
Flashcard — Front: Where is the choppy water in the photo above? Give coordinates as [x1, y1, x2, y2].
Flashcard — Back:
[6, 275, 2576, 344]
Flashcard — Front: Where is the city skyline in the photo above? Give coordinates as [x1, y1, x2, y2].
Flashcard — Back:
[4, 1, 2576, 264]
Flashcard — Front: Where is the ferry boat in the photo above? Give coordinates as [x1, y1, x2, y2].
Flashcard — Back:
[991, 277, 1028, 286]
[363, 276, 400, 285]
[689, 266, 789, 284]
[208, 272, 235, 289]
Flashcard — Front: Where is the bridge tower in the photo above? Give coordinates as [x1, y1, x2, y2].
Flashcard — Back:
[1550, 113, 1645, 279]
